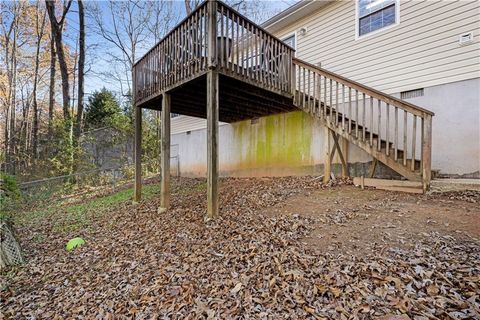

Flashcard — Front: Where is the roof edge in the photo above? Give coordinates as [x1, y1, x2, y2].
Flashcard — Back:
[262, 0, 333, 34]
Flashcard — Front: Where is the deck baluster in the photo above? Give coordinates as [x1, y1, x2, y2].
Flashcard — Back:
[386, 103, 390, 156]
[362, 93, 366, 141]
[342, 84, 346, 130]
[355, 90, 359, 138]
[403, 111, 408, 166]
[377, 100, 381, 151]
[412, 115, 417, 171]
[370, 97, 373, 146]
[394, 107, 398, 161]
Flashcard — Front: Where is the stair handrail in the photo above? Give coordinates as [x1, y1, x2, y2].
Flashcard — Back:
[293, 58, 434, 117]
[292, 57, 433, 191]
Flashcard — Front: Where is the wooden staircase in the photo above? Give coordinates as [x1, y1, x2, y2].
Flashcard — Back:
[292, 58, 434, 192]
[132, 0, 435, 215]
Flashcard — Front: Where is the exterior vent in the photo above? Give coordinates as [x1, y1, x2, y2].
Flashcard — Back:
[401, 88, 424, 100]
[459, 32, 473, 45]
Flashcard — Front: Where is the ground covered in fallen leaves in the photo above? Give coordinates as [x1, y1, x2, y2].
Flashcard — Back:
[1, 177, 479, 319]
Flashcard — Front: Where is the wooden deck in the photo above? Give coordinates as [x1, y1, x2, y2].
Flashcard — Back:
[134, 0, 294, 122]
[132, 0, 434, 218]
[140, 74, 295, 123]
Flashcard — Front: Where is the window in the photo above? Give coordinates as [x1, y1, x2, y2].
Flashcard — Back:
[357, 0, 397, 37]
[282, 34, 296, 50]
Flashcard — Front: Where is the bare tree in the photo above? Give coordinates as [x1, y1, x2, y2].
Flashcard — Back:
[183, 0, 275, 23]
[45, 0, 72, 122]
[1, 1, 20, 174]
[74, 0, 85, 143]
[90, 0, 176, 98]
[184, 0, 201, 15]
[32, 1, 47, 160]
[47, 26, 55, 136]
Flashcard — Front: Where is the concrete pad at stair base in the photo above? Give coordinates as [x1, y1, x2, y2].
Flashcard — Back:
[430, 179, 480, 193]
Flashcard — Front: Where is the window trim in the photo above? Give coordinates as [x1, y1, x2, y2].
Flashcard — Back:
[281, 32, 297, 53]
[355, 0, 400, 40]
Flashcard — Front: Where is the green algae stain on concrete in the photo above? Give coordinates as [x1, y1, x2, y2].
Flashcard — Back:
[231, 111, 313, 170]
[283, 111, 313, 164]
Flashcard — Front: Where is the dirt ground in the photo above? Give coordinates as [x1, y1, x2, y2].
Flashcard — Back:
[263, 185, 480, 256]
[1, 177, 479, 319]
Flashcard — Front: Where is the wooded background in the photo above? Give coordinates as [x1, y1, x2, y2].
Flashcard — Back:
[0, 0, 285, 182]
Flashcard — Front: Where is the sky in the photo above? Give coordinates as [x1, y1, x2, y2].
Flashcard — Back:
[59, 0, 295, 103]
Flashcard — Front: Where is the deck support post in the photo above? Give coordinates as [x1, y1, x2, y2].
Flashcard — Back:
[324, 127, 331, 184]
[369, 158, 378, 178]
[341, 137, 349, 178]
[329, 131, 348, 179]
[206, 0, 219, 219]
[207, 70, 219, 218]
[207, 0, 218, 69]
[421, 114, 432, 193]
[134, 106, 142, 202]
[160, 93, 171, 210]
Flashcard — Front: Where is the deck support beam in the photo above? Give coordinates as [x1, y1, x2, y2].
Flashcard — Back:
[325, 128, 349, 182]
[369, 158, 378, 178]
[207, 71, 219, 218]
[324, 127, 331, 184]
[329, 131, 348, 178]
[160, 93, 171, 210]
[341, 137, 349, 177]
[134, 106, 142, 202]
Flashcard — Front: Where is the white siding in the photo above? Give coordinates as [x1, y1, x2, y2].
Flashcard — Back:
[171, 115, 227, 135]
[272, 0, 480, 94]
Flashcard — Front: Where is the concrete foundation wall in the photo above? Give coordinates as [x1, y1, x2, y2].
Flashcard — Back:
[171, 111, 372, 178]
[394, 78, 480, 177]
[170, 78, 479, 179]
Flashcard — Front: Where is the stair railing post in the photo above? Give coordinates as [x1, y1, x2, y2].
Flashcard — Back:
[421, 113, 432, 193]
[207, 0, 218, 69]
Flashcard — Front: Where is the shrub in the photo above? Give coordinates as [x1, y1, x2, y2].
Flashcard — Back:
[0, 174, 22, 215]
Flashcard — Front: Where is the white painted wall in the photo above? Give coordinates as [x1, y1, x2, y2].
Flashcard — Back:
[396, 78, 480, 176]
[171, 112, 371, 178]
[170, 78, 480, 178]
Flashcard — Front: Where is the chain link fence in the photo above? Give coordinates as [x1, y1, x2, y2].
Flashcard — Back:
[1, 156, 183, 213]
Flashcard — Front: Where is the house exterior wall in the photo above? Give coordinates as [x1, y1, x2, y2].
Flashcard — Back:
[171, 78, 479, 178]
[171, 112, 375, 178]
[394, 78, 479, 177]
[273, 0, 480, 94]
[169, 0, 480, 178]
[266, 0, 480, 177]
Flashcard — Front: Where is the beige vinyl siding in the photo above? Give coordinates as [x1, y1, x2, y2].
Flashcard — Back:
[171, 116, 227, 135]
[273, 0, 480, 94]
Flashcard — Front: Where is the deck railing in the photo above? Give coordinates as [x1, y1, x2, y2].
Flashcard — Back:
[293, 58, 434, 189]
[133, 0, 295, 106]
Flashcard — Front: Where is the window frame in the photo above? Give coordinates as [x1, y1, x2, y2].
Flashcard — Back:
[355, 0, 400, 40]
[281, 32, 297, 53]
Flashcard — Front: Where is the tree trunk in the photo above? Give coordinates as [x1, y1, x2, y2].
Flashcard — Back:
[45, 0, 72, 122]
[9, 22, 18, 175]
[48, 29, 56, 136]
[32, 4, 46, 160]
[74, 0, 85, 144]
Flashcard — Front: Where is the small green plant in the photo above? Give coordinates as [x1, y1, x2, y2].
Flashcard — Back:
[0, 174, 22, 214]
[66, 237, 85, 251]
